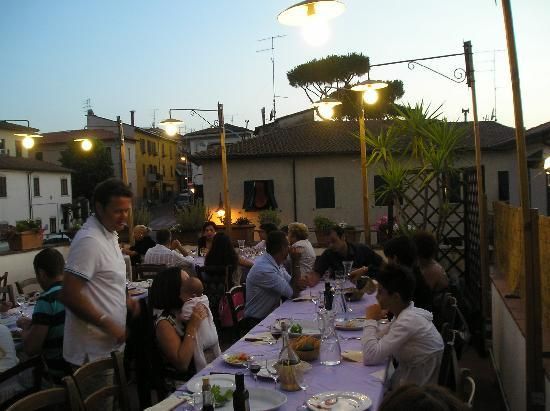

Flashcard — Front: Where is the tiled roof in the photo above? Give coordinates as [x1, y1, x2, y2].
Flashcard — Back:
[526, 121, 550, 136]
[191, 120, 516, 162]
[0, 121, 39, 133]
[185, 124, 252, 138]
[0, 156, 71, 173]
[40, 129, 136, 143]
[136, 127, 182, 141]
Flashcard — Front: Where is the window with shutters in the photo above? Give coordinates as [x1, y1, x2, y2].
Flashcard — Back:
[33, 177, 40, 197]
[0, 176, 6, 197]
[140, 139, 146, 154]
[243, 180, 278, 211]
[15, 141, 22, 157]
[315, 177, 335, 209]
[61, 178, 68, 196]
[498, 171, 510, 202]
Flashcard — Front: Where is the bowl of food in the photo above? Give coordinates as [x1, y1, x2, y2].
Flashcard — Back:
[289, 335, 320, 361]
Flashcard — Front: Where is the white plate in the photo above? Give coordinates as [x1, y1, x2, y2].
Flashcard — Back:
[215, 387, 286, 411]
[307, 391, 372, 411]
[186, 373, 235, 393]
[335, 319, 367, 331]
[222, 352, 250, 367]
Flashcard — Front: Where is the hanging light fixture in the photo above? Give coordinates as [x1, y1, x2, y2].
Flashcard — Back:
[313, 97, 342, 120]
[278, 0, 345, 26]
[351, 79, 388, 105]
[15, 133, 43, 149]
[159, 117, 183, 137]
[215, 192, 226, 222]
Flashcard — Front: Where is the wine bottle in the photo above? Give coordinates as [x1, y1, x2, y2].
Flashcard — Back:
[232, 372, 250, 411]
[201, 377, 214, 411]
[324, 282, 333, 310]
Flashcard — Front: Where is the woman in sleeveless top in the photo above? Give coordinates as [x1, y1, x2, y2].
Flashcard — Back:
[150, 267, 208, 390]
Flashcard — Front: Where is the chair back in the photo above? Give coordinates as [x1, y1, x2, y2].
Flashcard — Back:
[0, 284, 16, 305]
[225, 284, 246, 328]
[0, 356, 46, 409]
[70, 351, 130, 411]
[197, 265, 232, 328]
[0, 272, 8, 288]
[133, 264, 167, 281]
[15, 278, 40, 296]
[438, 293, 458, 329]
[459, 369, 476, 408]
[438, 324, 460, 391]
[6, 387, 68, 411]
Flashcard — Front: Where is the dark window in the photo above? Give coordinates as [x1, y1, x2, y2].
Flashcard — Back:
[49, 217, 57, 234]
[498, 171, 510, 201]
[162, 165, 165, 176]
[448, 173, 462, 203]
[33, 177, 40, 197]
[0, 139, 5, 150]
[61, 178, 68, 196]
[0, 176, 6, 197]
[243, 180, 278, 211]
[315, 177, 335, 209]
[162, 144, 165, 157]
[15, 141, 22, 157]
[140, 139, 145, 154]
[374, 175, 391, 206]
[35, 152, 43, 160]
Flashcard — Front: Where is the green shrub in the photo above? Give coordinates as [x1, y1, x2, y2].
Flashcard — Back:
[258, 209, 281, 227]
[313, 215, 336, 232]
[173, 200, 212, 232]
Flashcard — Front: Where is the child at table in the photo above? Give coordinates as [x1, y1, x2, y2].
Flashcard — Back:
[180, 277, 221, 370]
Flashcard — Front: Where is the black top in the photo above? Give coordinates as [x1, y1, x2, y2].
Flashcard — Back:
[412, 266, 434, 312]
[313, 242, 383, 278]
[129, 236, 156, 265]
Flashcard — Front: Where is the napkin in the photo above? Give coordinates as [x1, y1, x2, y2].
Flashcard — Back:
[341, 350, 363, 362]
[370, 368, 387, 381]
[144, 395, 191, 411]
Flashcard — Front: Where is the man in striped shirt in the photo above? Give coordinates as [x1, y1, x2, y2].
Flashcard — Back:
[17, 248, 70, 381]
[144, 228, 195, 273]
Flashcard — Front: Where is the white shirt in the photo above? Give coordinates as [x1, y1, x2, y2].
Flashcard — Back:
[180, 295, 221, 371]
[63, 215, 127, 365]
[144, 244, 195, 273]
[362, 302, 444, 388]
[292, 239, 316, 276]
[0, 324, 18, 372]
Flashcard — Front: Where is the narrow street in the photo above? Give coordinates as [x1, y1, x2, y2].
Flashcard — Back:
[148, 202, 176, 230]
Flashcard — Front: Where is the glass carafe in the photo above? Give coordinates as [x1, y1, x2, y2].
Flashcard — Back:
[332, 288, 348, 322]
[319, 310, 341, 366]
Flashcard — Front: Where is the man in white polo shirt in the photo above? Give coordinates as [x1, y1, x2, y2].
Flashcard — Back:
[61, 178, 139, 370]
[143, 228, 195, 273]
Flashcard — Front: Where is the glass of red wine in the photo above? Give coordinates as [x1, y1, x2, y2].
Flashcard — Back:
[247, 356, 262, 386]
[270, 324, 282, 347]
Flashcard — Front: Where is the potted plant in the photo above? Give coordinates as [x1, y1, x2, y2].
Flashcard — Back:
[218, 216, 256, 245]
[258, 208, 281, 228]
[313, 215, 336, 247]
[65, 220, 82, 240]
[373, 215, 396, 246]
[7, 219, 45, 251]
[171, 200, 212, 244]
[338, 222, 362, 244]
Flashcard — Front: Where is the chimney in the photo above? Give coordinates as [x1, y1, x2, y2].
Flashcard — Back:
[130, 110, 135, 126]
[261, 107, 266, 126]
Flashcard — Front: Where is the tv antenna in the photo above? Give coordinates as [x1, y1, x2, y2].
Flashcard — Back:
[82, 98, 92, 113]
[257, 34, 286, 121]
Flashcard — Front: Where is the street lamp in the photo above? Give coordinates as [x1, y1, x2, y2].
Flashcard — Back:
[351, 79, 388, 104]
[74, 138, 93, 151]
[1, 119, 43, 149]
[278, 0, 345, 46]
[313, 97, 342, 120]
[160, 104, 232, 234]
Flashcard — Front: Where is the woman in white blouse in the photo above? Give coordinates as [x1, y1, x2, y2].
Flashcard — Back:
[287, 222, 316, 277]
[362, 263, 444, 389]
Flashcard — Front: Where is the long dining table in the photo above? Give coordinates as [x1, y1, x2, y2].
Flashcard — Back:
[155, 282, 389, 411]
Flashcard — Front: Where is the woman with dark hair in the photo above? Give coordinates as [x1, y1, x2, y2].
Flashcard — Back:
[383, 236, 433, 312]
[204, 233, 253, 284]
[412, 231, 449, 292]
[197, 221, 217, 255]
[150, 267, 208, 388]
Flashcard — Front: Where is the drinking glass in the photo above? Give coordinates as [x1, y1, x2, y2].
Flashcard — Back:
[270, 324, 282, 348]
[247, 357, 261, 386]
[295, 367, 310, 410]
[192, 392, 202, 410]
[343, 260, 353, 284]
[266, 359, 279, 388]
[334, 270, 344, 290]
[237, 240, 245, 251]
[16, 295, 27, 316]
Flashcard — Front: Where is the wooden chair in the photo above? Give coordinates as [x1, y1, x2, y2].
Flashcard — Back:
[0, 272, 8, 289]
[196, 265, 232, 328]
[459, 368, 476, 408]
[15, 278, 40, 297]
[225, 284, 247, 341]
[0, 356, 46, 410]
[436, 293, 457, 330]
[132, 263, 167, 281]
[69, 351, 130, 411]
[6, 387, 69, 411]
[0, 284, 16, 306]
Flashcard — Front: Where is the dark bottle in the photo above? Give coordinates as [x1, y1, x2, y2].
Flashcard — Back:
[232, 372, 250, 411]
[324, 282, 333, 310]
[201, 377, 214, 411]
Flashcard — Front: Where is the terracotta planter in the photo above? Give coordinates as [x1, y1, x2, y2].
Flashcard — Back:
[172, 230, 201, 245]
[216, 224, 255, 246]
[8, 231, 44, 251]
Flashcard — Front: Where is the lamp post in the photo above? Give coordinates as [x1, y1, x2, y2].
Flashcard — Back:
[160, 103, 232, 235]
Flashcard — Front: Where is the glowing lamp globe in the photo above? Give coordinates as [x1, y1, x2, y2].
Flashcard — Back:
[159, 117, 183, 137]
[22, 136, 35, 149]
[363, 89, 379, 105]
[81, 139, 93, 151]
[313, 98, 342, 120]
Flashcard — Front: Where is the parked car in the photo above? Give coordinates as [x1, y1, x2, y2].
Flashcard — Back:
[174, 192, 192, 213]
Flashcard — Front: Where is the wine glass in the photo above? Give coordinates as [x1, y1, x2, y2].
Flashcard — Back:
[270, 324, 282, 348]
[247, 357, 261, 386]
[343, 260, 353, 285]
[266, 359, 279, 388]
[334, 270, 344, 290]
[16, 294, 27, 316]
[295, 367, 310, 410]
